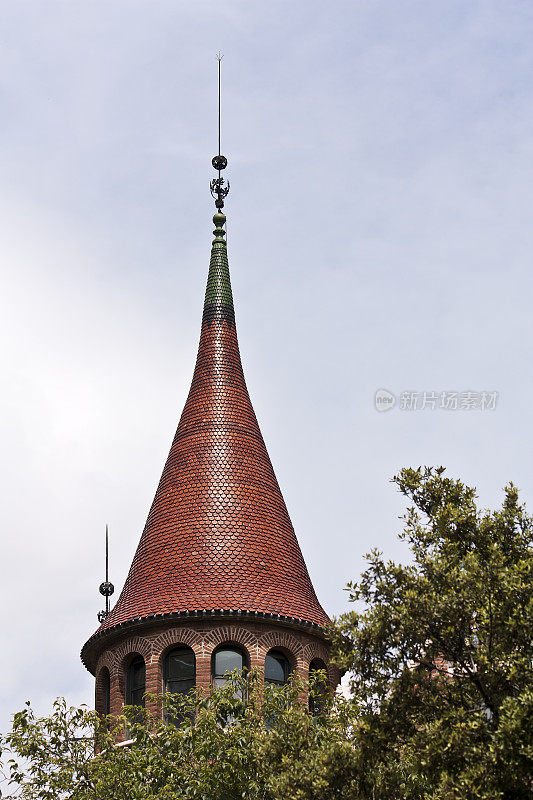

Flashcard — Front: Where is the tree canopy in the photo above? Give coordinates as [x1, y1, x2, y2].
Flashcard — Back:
[0, 672, 356, 800]
[333, 466, 533, 798]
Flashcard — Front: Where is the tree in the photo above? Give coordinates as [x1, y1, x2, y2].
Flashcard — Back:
[333, 466, 533, 799]
[0, 671, 358, 800]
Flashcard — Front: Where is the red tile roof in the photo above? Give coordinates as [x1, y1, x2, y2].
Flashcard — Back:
[85, 213, 329, 650]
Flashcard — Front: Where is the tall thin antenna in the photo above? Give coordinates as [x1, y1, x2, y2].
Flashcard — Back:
[105, 525, 109, 614]
[210, 53, 229, 211]
[217, 52, 222, 158]
[98, 524, 114, 623]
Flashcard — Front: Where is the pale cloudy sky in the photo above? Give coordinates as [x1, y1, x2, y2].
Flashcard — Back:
[1, 1, 532, 732]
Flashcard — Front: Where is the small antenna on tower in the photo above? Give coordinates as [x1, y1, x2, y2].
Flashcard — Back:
[218, 51, 222, 158]
[210, 53, 230, 211]
[97, 524, 114, 623]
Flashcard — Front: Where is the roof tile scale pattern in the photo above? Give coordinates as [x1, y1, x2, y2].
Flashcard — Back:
[93, 212, 329, 638]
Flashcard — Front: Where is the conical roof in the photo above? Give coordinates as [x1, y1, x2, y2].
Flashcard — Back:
[83, 212, 329, 660]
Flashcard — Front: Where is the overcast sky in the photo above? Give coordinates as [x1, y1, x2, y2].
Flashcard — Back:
[1, 0, 532, 733]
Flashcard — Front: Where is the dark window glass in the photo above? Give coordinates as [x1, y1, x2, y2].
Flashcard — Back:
[102, 669, 110, 716]
[126, 656, 146, 708]
[164, 647, 196, 696]
[309, 659, 327, 716]
[265, 650, 291, 686]
[212, 647, 245, 690]
[212, 647, 247, 724]
[164, 647, 195, 724]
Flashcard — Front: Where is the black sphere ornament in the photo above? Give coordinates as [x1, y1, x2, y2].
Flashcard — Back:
[99, 581, 115, 597]
[212, 154, 227, 170]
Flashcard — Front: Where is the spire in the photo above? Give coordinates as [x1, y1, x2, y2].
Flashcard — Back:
[81, 62, 329, 669]
[85, 202, 328, 640]
[204, 211, 233, 323]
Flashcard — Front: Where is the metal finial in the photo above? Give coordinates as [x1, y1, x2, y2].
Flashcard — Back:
[97, 524, 114, 623]
[210, 53, 230, 210]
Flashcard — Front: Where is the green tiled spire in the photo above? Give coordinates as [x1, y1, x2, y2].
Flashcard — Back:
[203, 212, 234, 325]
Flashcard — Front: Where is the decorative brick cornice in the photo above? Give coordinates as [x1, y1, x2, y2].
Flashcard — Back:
[151, 628, 204, 661]
[303, 641, 330, 666]
[258, 630, 304, 660]
[83, 609, 329, 674]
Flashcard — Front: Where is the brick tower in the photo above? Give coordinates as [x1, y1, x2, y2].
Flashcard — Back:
[81, 134, 338, 722]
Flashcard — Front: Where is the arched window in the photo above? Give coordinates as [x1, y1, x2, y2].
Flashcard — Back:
[126, 655, 146, 708]
[212, 646, 246, 690]
[164, 646, 196, 699]
[96, 667, 111, 717]
[103, 668, 111, 715]
[309, 659, 327, 716]
[264, 649, 291, 686]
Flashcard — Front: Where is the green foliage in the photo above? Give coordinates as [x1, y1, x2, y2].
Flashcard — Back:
[0, 672, 356, 800]
[333, 466, 533, 799]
